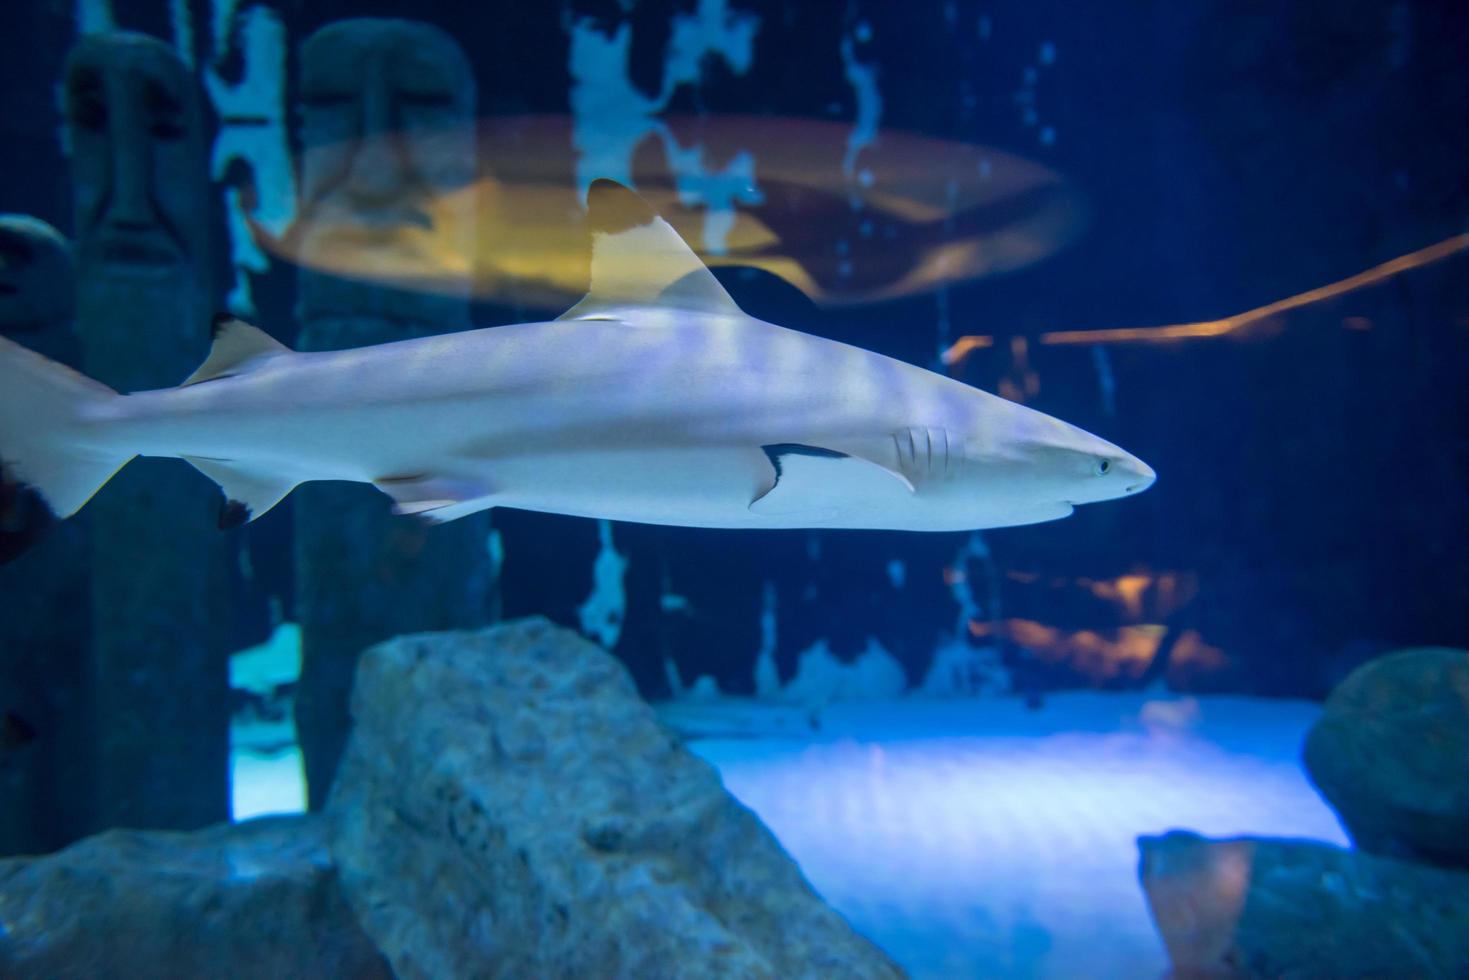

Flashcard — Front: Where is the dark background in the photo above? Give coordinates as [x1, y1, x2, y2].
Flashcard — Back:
[3, 0, 1466, 700]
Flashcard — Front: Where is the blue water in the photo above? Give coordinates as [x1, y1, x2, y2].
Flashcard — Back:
[1, 1, 1465, 976]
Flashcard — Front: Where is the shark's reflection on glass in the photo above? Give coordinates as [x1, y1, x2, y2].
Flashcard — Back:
[269, 115, 1087, 314]
[294, 17, 477, 318]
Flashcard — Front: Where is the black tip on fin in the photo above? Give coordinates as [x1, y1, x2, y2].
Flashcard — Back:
[211, 312, 237, 337]
[587, 178, 657, 236]
[760, 443, 848, 481]
[218, 499, 250, 530]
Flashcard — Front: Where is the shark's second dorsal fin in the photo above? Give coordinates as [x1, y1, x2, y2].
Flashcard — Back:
[182, 314, 292, 386]
[557, 179, 744, 321]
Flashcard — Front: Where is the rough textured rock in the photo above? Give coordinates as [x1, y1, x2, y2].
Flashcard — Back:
[328, 617, 905, 979]
[0, 816, 391, 979]
[1138, 831, 1469, 979]
[1303, 647, 1469, 868]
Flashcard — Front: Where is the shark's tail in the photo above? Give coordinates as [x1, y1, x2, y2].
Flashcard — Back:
[0, 334, 131, 563]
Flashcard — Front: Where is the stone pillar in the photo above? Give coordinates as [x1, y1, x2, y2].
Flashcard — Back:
[292, 19, 491, 809]
[61, 33, 231, 832]
[0, 216, 91, 855]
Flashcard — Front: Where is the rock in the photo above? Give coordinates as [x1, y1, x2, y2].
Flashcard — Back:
[1138, 831, 1469, 979]
[1303, 646, 1469, 868]
[0, 816, 391, 979]
[328, 617, 905, 980]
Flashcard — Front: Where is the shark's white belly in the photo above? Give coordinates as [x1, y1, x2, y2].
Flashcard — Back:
[471, 445, 781, 526]
[275, 398, 934, 530]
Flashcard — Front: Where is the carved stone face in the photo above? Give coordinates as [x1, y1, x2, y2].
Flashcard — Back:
[295, 18, 477, 325]
[0, 217, 74, 337]
[61, 32, 211, 281]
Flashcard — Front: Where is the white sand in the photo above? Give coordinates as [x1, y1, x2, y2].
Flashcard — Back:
[233, 687, 1345, 978]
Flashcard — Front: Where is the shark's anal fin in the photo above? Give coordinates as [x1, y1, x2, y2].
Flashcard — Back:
[750, 443, 916, 517]
[373, 473, 495, 525]
[182, 314, 292, 387]
[182, 455, 298, 527]
[557, 179, 744, 321]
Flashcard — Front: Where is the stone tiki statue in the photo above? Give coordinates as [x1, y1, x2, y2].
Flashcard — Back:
[61, 32, 231, 832]
[0, 216, 92, 855]
[293, 19, 492, 808]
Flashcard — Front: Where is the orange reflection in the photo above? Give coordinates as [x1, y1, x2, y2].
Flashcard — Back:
[266, 114, 1088, 311]
[1002, 568, 1199, 623]
[996, 336, 1040, 403]
[1167, 630, 1229, 689]
[942, 335, 995, 362]
[1082, 569, 1198, 622]
[967, 614, 1225, 686]
[1044, 233, 1469, 345]
[942, 233, 1469, 364]
[968, 618, 1167, 682]
[1081, 572, 1153, 620]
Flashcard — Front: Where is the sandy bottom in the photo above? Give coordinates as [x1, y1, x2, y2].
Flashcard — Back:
[233, 690, 1346, 979]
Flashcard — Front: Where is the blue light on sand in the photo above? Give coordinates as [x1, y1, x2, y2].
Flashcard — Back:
[229, 623, 307, 820]
[230, 671, 1344, 977]
[685, 694, 1346, 978]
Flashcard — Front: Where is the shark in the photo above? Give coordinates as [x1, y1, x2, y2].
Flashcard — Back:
[0, 179, 1152, 562]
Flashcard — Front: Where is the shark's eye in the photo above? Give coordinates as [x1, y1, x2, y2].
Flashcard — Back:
[1094, 459, 1112, 476]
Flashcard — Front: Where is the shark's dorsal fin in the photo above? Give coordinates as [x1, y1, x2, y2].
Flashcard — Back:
[182, 314, 292, 387]
[557, 179, 744, 321]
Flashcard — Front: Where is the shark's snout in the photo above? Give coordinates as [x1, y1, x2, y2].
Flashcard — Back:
[1123, 458, 1156, 494]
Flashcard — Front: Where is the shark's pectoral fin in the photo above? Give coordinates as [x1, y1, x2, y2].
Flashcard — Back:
[373, 473, 495, 524]
[182, 456, 298, 527]
[750, 443, 915, 517]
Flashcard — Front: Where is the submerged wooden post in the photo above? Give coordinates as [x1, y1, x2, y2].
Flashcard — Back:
[292, 19, 493, 808]
[62, 33, 231, 832]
